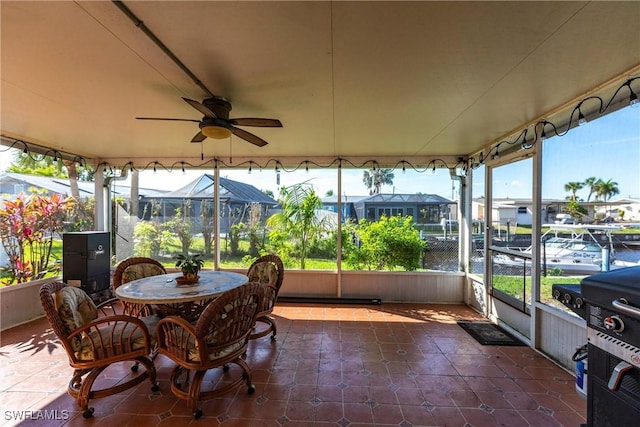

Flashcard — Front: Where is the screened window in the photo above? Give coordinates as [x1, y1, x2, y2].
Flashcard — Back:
[541, 105, 640, 314]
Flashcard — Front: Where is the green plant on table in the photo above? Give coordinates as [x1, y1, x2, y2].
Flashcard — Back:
[175, 253, 205, 279]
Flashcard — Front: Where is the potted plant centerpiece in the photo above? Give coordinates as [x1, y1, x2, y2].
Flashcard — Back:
[175, 253, 205, 285]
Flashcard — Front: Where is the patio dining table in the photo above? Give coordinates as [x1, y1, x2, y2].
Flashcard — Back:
[115, 270, 249, 322]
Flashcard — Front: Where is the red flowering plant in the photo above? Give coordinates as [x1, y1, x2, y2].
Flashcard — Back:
[0, 193, 74, 285]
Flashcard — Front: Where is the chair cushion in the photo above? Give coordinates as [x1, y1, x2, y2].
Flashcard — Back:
[187, 337, 245, 363]
[248, 262, 278, 285]
[77, 314, 160, 361]
[164, 318, 245, 363]
[55, 286, 98, 352]
[122, 263, 165, 283]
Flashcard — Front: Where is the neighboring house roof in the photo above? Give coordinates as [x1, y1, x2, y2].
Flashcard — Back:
[0, 172, 93, 198]
[474, 198, 581, 205]
[315, 209, 338, 226]
[161, 174, 277, 205]
[357, 193, 454, 204]
[0, 172, 166, 199]
[321, 195, 368, 204]
[610, 197, 640, 204]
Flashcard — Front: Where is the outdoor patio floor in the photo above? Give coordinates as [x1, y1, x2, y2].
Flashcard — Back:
[0, 303, 586, 426]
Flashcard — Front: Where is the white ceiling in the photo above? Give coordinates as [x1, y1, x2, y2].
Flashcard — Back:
[2, 1, 639, 169]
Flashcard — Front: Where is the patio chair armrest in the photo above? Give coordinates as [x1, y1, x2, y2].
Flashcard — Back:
[68, 315, 153, 362]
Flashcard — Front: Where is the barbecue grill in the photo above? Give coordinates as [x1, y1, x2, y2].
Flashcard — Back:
[553, 266, 640, 427]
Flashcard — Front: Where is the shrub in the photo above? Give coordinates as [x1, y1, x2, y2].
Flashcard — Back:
[133, 220, 161, 257]
[0, 193, 74, 284]
[344, 215, 426, 271]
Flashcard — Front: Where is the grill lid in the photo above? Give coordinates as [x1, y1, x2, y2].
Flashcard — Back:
[581, 266, 640, 311]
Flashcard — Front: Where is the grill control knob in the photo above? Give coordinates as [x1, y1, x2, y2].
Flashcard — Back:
[603, 315, 625, 333]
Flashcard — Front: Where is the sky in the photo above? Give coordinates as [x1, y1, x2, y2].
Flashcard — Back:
[2, 105, 638, 201]
[477, 106, 640, 200]
[132, 166, 459, 200]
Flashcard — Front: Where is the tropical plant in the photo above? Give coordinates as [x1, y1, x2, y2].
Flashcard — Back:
[594, 178, 620, 203]
[175, 253, 205, 277]
[563, 181, 583, 201]
[64, 197, 95, 232]
[564, 199, 588, 220]
[200, 199, 215, 256]
[593, 178, 620, 221]
[583, 176, 599, 202]
[362, 168, 395, 195]
[229, 222, 245, 255]
[246, 202, 263, 256]
[0, 193, 74, 284]
[267, 183, 328, 269]
[8, 152, 66, 178]
[164, 202, 193, 256]
[222, 203, 246, 256]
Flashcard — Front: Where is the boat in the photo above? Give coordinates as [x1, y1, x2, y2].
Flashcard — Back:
[492, 224, 639, 275]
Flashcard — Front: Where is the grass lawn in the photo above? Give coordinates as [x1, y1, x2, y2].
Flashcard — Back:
[493, 273, 582, 306]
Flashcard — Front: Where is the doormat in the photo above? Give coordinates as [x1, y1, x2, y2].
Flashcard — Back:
[457, 321, 526, 346]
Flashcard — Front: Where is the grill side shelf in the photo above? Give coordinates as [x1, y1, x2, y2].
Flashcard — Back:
[552, 283, 587, 319]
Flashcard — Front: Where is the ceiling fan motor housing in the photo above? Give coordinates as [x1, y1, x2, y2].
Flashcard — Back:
[203, 97, 232, 120]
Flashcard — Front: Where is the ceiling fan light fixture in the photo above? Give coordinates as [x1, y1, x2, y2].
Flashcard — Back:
[202, 124, 232, 139]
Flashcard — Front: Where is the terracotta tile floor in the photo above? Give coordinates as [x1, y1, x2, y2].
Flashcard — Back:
[0, 303, 586, 426]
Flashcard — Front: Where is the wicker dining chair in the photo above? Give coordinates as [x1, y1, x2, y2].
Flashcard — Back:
[246, 254, 284, 340]
[113, 257, 166, 317]
[39, 281, 159, 418]
[155, 282, 263, 419]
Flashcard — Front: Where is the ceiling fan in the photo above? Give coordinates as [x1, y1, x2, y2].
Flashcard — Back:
[136, 96, 282, 147]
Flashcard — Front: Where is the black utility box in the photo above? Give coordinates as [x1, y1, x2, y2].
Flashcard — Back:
[62, 231, 111, 297]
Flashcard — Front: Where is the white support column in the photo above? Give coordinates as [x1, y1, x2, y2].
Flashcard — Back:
[462, 169, 473, 273]
[213, 162, 220, 269]
[336, 162, 342, 297]
[530, 135, 543, 349]
[484, 161, 493, 319]
[94, 164, 105, 231]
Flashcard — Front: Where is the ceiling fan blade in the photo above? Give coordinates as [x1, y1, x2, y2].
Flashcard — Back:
[191, 131, 207, 143]
[136, 117, 200, 122]
[231, 118, 283, 127]
[182, 97, 216, 118]
[230, 127, 268, 147]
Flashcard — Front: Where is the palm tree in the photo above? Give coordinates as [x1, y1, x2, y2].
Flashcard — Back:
[564, 181, 583, 201]
[362, 168, 395, 195]
[267, 183, 327, 269]
[63, 160, 80, 200]
[583, 177, 599, 202]
[594, 179, 620, 217]
[594, 179, 619, 203]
